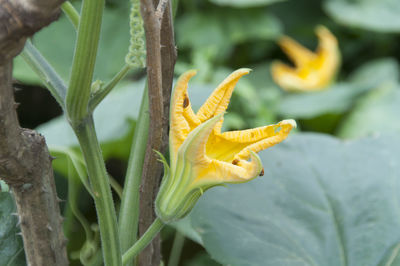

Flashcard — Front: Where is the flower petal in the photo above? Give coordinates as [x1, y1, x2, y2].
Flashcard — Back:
[179, 113, 224, 166]
[278, 36, 316, 67]
[205, 119, 296, 162]
[193, 151, 263, 186]
[271, 61, 320, 91]
[196, 68, 251, 132]
[234, 119, 296, 160]
[315, 25, 340, 86]
[170, 70, 201, 156]
[271, 26, 340, 92]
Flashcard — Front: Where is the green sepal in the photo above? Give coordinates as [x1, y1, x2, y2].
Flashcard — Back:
[155, 115, 224, 223]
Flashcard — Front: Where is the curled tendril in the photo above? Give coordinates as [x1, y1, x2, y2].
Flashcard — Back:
[125, 0, 146, 68]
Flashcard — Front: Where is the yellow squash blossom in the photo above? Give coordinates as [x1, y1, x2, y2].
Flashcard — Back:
[271, 25, 340, 92]
[155, 69, 296, 222]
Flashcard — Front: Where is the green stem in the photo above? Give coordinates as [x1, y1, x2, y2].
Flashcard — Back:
[168, 231, 185, 266]
[66, 0, 104, 123]
[118, 85, 149, 257]
[89, 64, 132, 111]
[61, 1, 80, 29]
[122, 218, 164, 265]
[86, 250, 104, 266]
[67, 160, 93, 243]
[74, 116, 122, 266]
[21, 40, 67, 109]
[109, 175, 123, 200]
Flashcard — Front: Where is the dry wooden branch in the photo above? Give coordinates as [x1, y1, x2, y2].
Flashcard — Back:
[0, 0, 68, 265]
[138, 0, 176, 265]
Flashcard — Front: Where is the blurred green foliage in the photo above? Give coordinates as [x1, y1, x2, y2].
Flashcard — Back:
[8, 0, 400, 265]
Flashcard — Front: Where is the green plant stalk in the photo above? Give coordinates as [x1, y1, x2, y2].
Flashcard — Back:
[89, 64, 132, 111]
[168, 231, 185, 266]
[74, 116, 122, 266]
[66, 0, 104, 124]
[67, 159, 93, 243]
[109, 174, 123, 200]
[21, 40, 67, 109]
[122, 218, 164, 265]
[118, 85, 149, 257]
[61, 1, 80, 29]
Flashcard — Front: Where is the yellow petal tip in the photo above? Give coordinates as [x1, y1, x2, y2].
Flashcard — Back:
[231, 68, 252, 78]
[281, 119, 297, 129]
[183, 69, 197, 77]
[238, 68, 252, 73]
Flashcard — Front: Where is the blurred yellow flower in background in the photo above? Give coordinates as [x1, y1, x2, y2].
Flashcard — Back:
[271, 26, 340, 92]
[155, 69, 296, 222]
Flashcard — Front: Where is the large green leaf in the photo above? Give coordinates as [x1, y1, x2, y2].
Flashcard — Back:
[176, 9, 281, 51]
[324, 0, 400, 33]
[36, 80, 144, 148]
[347, 58, 399, 86]
[0, 192, 25, 266]
[209, 0, 284, 8]
[277, 83, 367, 119]
[184, 133, 400, 266]
[337, 84, 400, 138]
[14, 3, 130, 84]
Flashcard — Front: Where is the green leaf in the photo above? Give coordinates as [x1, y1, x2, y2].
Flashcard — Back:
[185, 252, 221, 266]
[324, 0, 400, 33]
[36, 80, 144, 148]
[337, 84, 400, 138]
[185, 133, 400, 265]
[172, 218, 203, 245]
[348, 58, 399, 86]
[0, 192, 26, 266]
[176, 9, 281, 51]
[277, 83, 367, 119]
[209, 0, 284, 8]
[14, 3, 130, 84]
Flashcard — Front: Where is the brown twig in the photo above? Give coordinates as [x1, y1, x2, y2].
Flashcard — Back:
[159, 1, 176, 154]
[138, 0, 176, 265]
[139, 0, 164, 265]
[0, 0, 68, 265]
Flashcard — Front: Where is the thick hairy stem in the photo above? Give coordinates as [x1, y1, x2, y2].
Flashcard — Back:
[0, 1, 68, 265]
[73, 116, 122, 266]
[0, 62, 68, 266]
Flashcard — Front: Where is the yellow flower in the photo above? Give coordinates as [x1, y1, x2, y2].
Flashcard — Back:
[271, 25, 340, 92]
[155, 69, 296, 222]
